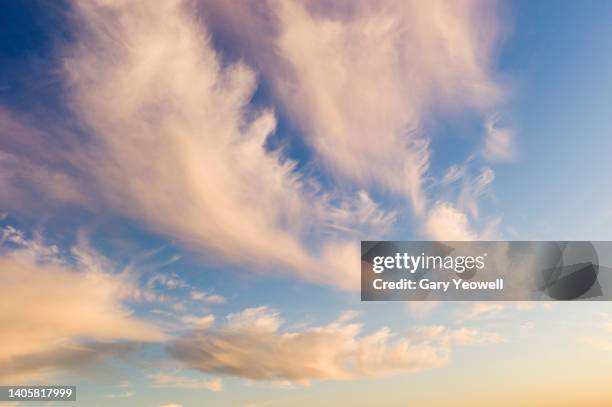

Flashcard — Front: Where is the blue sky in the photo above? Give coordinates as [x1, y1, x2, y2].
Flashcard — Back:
[1, 1, 612, 407]
[493, 0, 612, 240]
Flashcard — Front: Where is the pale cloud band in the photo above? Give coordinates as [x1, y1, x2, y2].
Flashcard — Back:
[168, 306, 500, 383]
[0, 226, 502, 384]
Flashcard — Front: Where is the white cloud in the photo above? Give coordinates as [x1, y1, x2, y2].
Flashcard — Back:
[149, 372, 223, 392]
[190, 291, 226, 305]
[324, 191, 398, 237]
[406, 301, 441, 320]
[442, 165, 467, 185]
[168, 306, 500, 383]
[270, 0, 503, 214]
[55, 0, 384, 291]
[412, 326, 502, 346]
[425, 201, 477, 241]
[0, 0, 509, 287]
[457, 303, 506, 322]
[425, 164, 501, 240]
[456, 302, 539, 324]
[205, 294, 226, 304]
[193, 2, 510, 242]
[148, 273, 188, 290]
[483, 115, 515, 162]
[108, 391, 135, 398]
[180, 315, 215, 330]
[458, 167, 495, 220]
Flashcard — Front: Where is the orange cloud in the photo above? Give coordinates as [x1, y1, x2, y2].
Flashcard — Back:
[168, 306, 500, 383]
[0, 226, 165, 382]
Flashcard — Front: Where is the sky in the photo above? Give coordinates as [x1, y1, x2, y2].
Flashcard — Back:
[1, 1, 612, 406]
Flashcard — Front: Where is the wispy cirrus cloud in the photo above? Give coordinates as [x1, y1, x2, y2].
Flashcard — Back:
[199, 0, 506, 215]
[0, 0, 386, 290]
[425, 161, 501, 241]
[0, 0, 511, 293]
[483, 115, 516, 162]
[190, 291, 226, 305]
[238, 0, 508, 241]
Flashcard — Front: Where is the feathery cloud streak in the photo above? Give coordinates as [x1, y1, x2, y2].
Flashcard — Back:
[0, 0, 508, 288]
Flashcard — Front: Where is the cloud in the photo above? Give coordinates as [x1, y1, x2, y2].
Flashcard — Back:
[411, 325, 502, 346]
[190, 291, 226, 305]
[425, 201, 477, 241]
[0, 0, 509, 287]
[0, 109, 93, 214]
[0, 226, 165, 382]
[324, 191, 398, 237]
[148, 372, 223, 392]
[32, 0, 386, 291]
[425, 164, 501, 240]
[457, 303, 506, 322]
[514, 302, 536, 311]
[458, 167, 495, 220]
[198, 0, 504, 215]
[0, 0, 386, 291]
[108, 391, 135, 398]
[0, 342, 140, 384]
[168, 306, 499, 383]
[406, 301, 441, 320]
[455, 302, 538, 324]
[180, 315, 216, 330]
[442, 165, 467, 185]
[483, 115, 515, 162]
